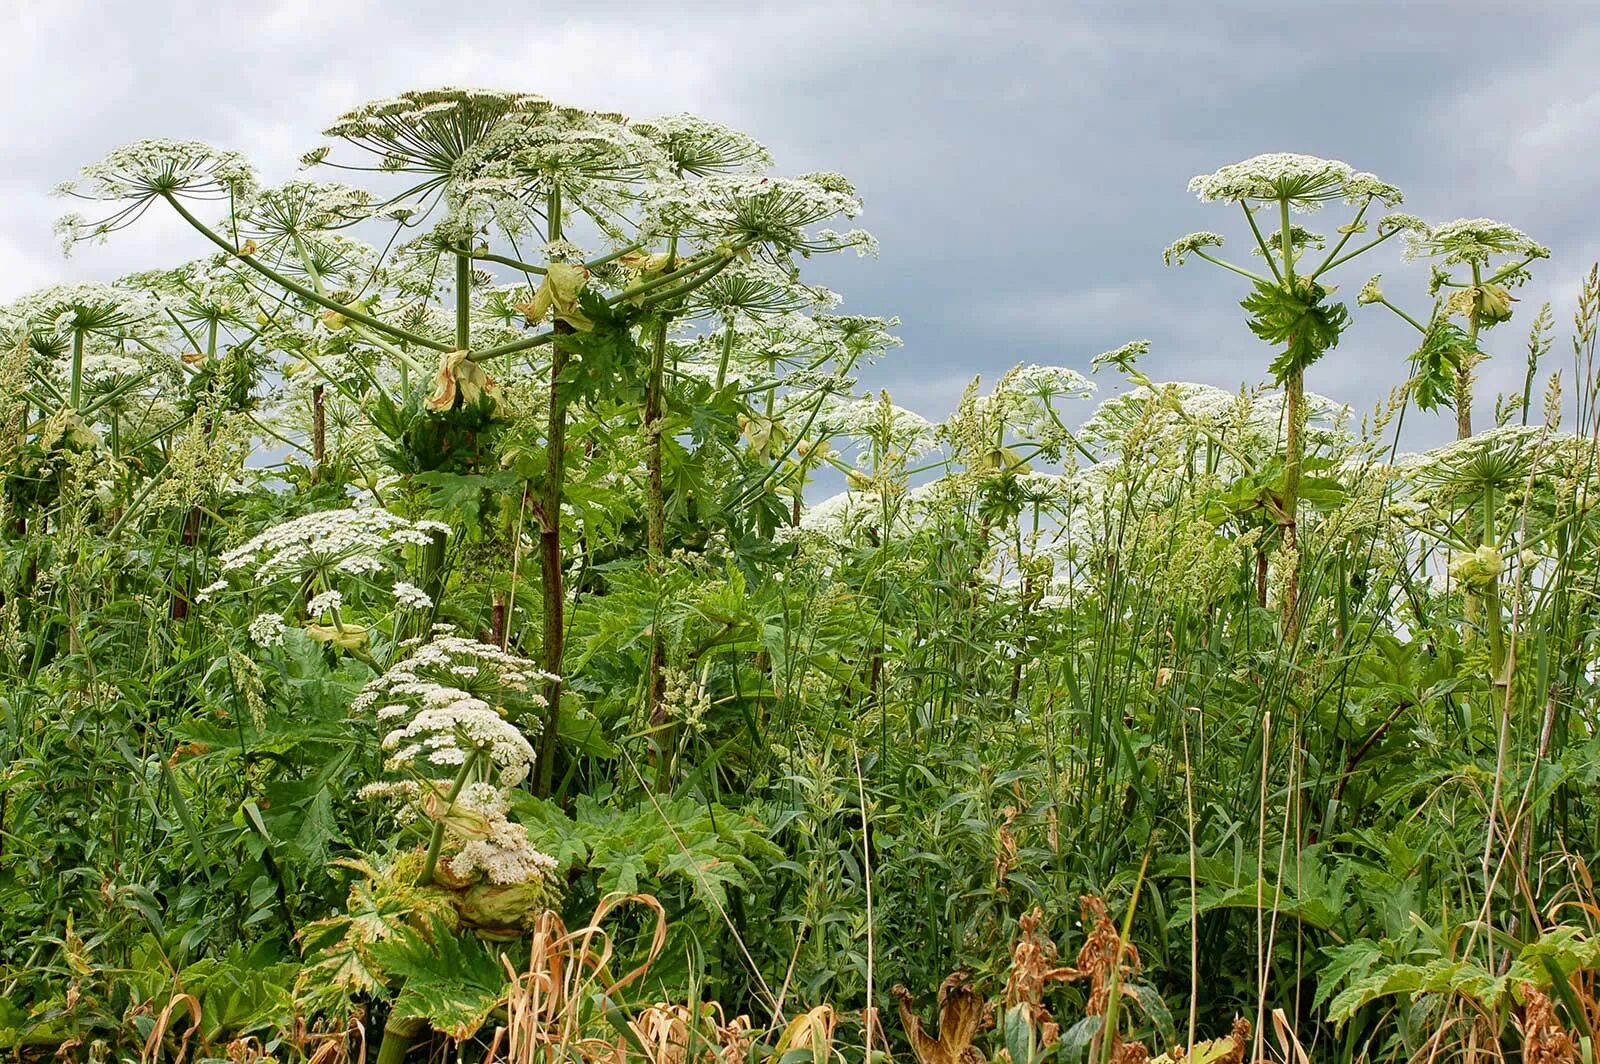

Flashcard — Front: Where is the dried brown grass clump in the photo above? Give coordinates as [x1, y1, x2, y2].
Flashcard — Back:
[488, 893, 667, 1064]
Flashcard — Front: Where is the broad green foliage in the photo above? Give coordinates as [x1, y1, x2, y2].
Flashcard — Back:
[3, 99, 1600, 1064]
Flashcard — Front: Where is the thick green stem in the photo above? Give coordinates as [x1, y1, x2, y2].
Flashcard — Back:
[644, 234, 677, 786]
[375, 1016, 424, 1064]
[1483, 483, 1504, 677]
[418, 748, 480, 886]
[455, 253, 471, 352]
[69, 330, 85, 409]
[1278, 197, 1302, 639]
[714, 318, 735, 391]
[1279, 198, 1295, 284]
[1281, 370, 1303, 637]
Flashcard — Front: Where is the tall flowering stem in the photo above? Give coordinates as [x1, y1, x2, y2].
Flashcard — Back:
[535, 188, 570, 796]
[1364, 217, 1548, 439]
[1168, 153, 1412, 638]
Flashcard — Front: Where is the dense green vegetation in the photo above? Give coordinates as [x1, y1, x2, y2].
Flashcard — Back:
[4, 90, 1599, 1064]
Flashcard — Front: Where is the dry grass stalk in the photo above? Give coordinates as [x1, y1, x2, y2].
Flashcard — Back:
[490, 892, 668, 1064]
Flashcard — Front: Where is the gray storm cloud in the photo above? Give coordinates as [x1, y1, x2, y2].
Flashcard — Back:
[4, 0, 1597, 448]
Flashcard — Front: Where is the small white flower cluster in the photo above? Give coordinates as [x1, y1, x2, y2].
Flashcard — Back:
[132, 256, 253, 324]
[359, 774, 557, 886]
[8, 281, 158, 339]
[1376, 213, 1430, 237]
[38, 345, 145, 387]
[794, 488, 940, 545]
[57, 138, 257, 203]
[956, 363, 1096, 448]
[354, 636, 554, 711]
[306, 589, 344, 616]
[690, 260, 835, 318]
[1398, 423, 1556, 501]
[1188, 153, 1401, 210]
[55, 140, 258, 251]
[1009, 363, 1097, 399]
[391, 581, 434, 610]
[631, 112, 771, 176]
[1080, 380, 1349, 463]
[218, 506, 448, 584]
[381, 701, 535, 783]
[796, 489, 890, 542]
[239, 179, 375, 240]
[456, 781, 508, 815]
[247, 612, 287, 647]
[817, 394, 938, 458]
[642, 174, 866, 254]
[1090, 341, 1151, 374]
[321, 87, 552, 162]
[1404, 217, 1548, 266]
[1163, 232, 1224, 267]
[353, 636, 555, 785]
[445, 807, 560, 886]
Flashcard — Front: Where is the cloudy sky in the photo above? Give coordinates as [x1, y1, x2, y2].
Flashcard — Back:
[6, 0, 1599, 447]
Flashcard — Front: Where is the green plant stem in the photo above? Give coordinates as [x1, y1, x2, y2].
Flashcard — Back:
[455, 253, 471, 352]
[1192, 249, 1270, 285]
[68, 330, 85, 410]
[1242, 201, 1283, 284]
[1279, 196, 1303, 638]
[375, 1016, 424, 1064]
[714, 317, 736, 390]
[418, 748, 480, 886]
[534, 185, 568, 797]
[1483, 483, 1505, 677]
[645, 234, 677, 788]
[1378, 297, 1428, 334]
[1308, 197, 1371, 278]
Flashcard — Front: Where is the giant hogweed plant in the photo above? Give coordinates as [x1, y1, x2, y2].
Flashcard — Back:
[35, 86, 878, 1056]
[1165, 153, 1426, 635]
[1359, 217, 1549, 436]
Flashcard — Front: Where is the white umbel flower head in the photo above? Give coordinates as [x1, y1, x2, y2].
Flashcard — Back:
[817, 394, 937, 457]
[320, 87, 553, 175]
[247, 612, 287, 647]
[632, 113, 771, 176]
[392, 581, 434, 610]
[445, 806, 559, 885]
[10, 281, 157, 338]
[382, 701, 535, 785]
[218, 507, 447, 584]
[1091, 340, 1151, 374]
[642, 173, 867, 255]
[353, 635, 556, 785]
[239, 179, 375, 241]
[1188, 153, 1400, 211]
[58, 139, 257, 203]
[1404, 217, 1549, 266]
[55, 139, 257, 250]
[306, 589, 344, 616]
[1163, 232, 1224, 267]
